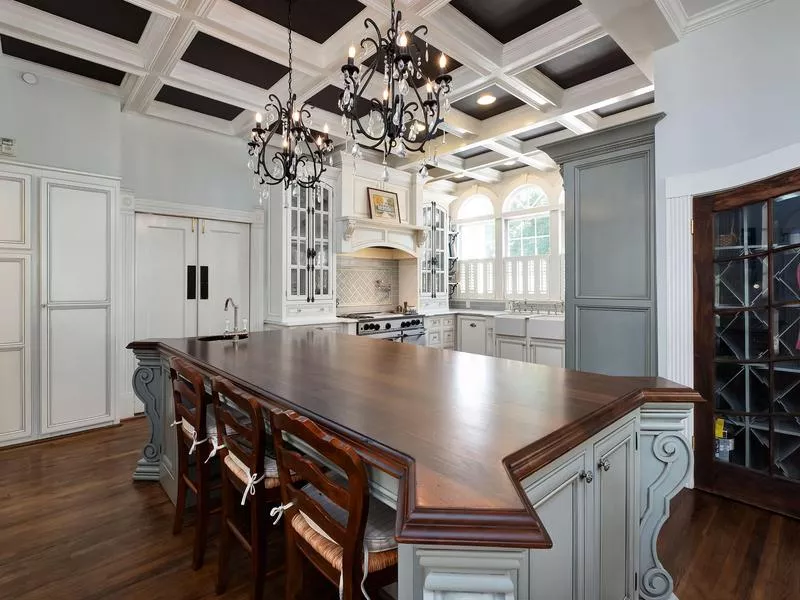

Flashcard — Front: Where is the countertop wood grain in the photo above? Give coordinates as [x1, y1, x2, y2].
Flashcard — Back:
[129, 329, 701, 547]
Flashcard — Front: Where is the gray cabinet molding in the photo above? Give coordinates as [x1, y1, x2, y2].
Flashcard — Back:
[131, 348, 163, 481]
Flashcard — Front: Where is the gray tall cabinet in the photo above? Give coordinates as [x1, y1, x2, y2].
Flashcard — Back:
[541, 114, 662, 376]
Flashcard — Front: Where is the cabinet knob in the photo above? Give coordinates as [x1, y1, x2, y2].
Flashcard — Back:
[469, 322, 477, 328]
[579, 470, 594, 484]
[598, 458, 611, 472]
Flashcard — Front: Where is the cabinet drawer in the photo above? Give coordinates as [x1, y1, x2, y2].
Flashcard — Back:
[428, 317, 442, 329]
[443, 330, 454, 345]
[287, 304, 334, 318]
[428, 331, 442, 345]
[442, 317, 454, 328]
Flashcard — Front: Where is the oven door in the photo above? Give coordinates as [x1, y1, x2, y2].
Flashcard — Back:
[401, 329, 427, 345]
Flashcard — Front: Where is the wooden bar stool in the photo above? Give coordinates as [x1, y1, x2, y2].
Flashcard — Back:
[270, 409, 398, 600]
[168, 356, 221, 570]
[211, 376, 283, 600]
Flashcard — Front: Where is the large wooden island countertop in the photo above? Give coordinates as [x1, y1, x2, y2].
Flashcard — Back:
[129, 329, 701, 549]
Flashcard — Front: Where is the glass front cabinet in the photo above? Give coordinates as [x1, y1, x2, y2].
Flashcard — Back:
[694, 168, 800, 518]
[265, 176, 337, 323]
[421, 201, 448, 304]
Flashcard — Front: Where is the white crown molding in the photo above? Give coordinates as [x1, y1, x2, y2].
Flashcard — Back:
[0, 158, 122, 182]
[146, 101, 236, 135]
[133, 196, 262, 223]
[655, 0, 774, 37]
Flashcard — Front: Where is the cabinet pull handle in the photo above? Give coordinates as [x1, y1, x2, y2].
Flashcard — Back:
[579, 470, 594, 484]
[469, 322, 477, 328]
[200, 266, 209, 300]
[598, 458, 611, 472]
[187, 265, 197, 300]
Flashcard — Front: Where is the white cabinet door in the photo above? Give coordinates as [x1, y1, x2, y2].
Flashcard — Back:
[0, 171, 31, 250]
[135, 214, 198, 340]
[40, 178, 114, 434]
[197, 218, 250, 336]
[592, 419, 638, 600]
[458, 317, 487, 354]
[0, 254, 32, 444]
[496, 335, 527, 362]
[531, 340, 566, 367]
[527, 451, 590, 600]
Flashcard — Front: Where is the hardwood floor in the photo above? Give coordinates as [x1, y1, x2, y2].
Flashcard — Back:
[1, 418, 799, 599]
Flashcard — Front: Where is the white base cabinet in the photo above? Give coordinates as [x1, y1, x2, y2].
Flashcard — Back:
[525, 415, 638, 600]
[457, 316, 491, 355]
[426, 315, 455, 349]
[495, 334, 566, 367]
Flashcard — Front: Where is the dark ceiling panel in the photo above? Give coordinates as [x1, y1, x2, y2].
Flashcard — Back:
[230, 0, 365, 44]
[514, 122, 567, 142]
[537, 36, 633, 89]
[494, 161, 525, 173]
[0, 35, 126, 85]
[451, 84, 525, 120]
[595, 91, 655, 117]
[427, 167, 450, 178]
[307, 85, 370, 119]
[451, 0, 580, 43]
[155, 85, 244, 121]
[13, 0, 151, 43]
[182, 32, 288, 89]
[454, 146, 490, 160]
[363, 35, 461, 77]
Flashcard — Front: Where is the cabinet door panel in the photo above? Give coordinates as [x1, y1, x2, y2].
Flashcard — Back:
[532, 341, 565, 367]
[496, 336, 527, 362]
[527, 452, 589, 600]
[0, 172, 30, 249]
[135, 214, 197, 339]
[197, 219, 250, 336]
[593, 419, 637, 600]
[458, 318, 486, 354]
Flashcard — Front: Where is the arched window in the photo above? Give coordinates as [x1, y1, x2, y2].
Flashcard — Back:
[503, 185, 548, 213]
[457, 194, 494, 219]
[503, 186, 551, 257]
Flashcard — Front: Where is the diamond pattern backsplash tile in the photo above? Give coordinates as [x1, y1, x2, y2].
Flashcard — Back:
[337, 257, 399, 310]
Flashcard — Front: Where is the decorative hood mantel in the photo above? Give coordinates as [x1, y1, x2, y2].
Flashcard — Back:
[337, 216, 426, 255]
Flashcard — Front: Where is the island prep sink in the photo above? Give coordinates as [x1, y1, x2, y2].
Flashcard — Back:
[196, 333, 249, 342]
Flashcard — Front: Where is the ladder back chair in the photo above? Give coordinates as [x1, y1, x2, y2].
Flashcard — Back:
[270, 409, 398, 600]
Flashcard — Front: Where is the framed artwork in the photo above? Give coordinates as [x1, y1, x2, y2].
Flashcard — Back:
[367, 187, 401, 223]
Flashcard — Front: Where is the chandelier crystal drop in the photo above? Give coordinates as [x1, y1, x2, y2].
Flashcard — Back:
[339, 0, 451, 163]
[248, 0, 333, 191]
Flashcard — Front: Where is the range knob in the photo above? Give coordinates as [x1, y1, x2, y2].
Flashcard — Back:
[385, 323, 391, 329]
[413, 319, 420, 325]
[401, 321, 408, 327]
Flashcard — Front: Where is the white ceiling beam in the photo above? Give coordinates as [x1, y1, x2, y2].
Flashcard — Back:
[559, 65, 652, 114]
[502, 6, 604, 73]
[511, 68, 563, 107]
[577, 0, 679, 81]
[147, 100, 236, 135]
[558, 113, 597, 135]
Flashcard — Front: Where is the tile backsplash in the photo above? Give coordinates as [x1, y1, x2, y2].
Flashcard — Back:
[336, 256, 400, 312]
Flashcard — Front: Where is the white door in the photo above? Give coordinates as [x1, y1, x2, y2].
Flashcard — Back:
[40, 178, 114, 434]
[592, 419, 638, 600]
[197, 218, 250, 336]
[495, 336, 527, 362]
[135, 214, 198, 340]
[527, 451, 590, 600]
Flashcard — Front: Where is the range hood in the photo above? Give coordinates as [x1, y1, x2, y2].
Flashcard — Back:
[337, 217, 427, 256]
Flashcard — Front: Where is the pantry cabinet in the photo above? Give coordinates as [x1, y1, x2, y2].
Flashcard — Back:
[525, 415, 639, 600]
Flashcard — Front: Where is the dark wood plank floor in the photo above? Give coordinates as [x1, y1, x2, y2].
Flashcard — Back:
[1, 418, 799, 599]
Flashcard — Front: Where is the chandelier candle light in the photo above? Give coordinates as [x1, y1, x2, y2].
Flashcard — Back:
[248, 0, 334, 196]
[339, 0, 452, 178]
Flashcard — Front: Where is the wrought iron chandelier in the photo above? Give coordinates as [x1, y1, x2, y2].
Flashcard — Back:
[339, 0, 452, 165]
[248, 0, 333, 192]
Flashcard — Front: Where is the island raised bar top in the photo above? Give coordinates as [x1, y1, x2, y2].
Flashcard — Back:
[129, 328, 701, 551]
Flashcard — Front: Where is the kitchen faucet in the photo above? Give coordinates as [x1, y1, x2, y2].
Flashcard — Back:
[224, 297, 246, 339]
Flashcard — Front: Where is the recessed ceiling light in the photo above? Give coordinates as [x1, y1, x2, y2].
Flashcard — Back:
[477, 94, 496, 106]
[21, 72, 38, 85]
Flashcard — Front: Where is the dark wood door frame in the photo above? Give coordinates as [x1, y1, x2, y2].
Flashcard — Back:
[693, 167, 800, 519]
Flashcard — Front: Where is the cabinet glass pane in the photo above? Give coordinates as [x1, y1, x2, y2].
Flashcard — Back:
[714, 257, 768, 308]
[773, 417, 800, 482]
[772, 191, 800, 248]
[773, 247, 800, 304]
[298, 211, 306, 240]
[291, 211, 298, 236]
[290, 269, 298, 296]
[714, 415, 770, 472]
[714, 362, 769, 413]
[714, 310, 769, 360]
[773, 305, 800, 358]
[774, 362, 800, 414]
[714, 202, 767, 259]
[291, 241, 298, 266]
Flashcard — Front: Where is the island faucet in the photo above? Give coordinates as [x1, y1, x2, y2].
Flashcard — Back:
[224, 297, 240, 336]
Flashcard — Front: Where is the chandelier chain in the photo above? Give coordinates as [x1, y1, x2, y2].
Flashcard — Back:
[287, 0, 293, 99]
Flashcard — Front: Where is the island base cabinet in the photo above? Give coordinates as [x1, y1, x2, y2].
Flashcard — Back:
[525, 416, 638, 600]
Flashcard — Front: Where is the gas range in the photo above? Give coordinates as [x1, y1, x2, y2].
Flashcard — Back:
[340, 312, 427, 344]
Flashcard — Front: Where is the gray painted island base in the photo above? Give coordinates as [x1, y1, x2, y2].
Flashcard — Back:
[131, 352, 691, 600]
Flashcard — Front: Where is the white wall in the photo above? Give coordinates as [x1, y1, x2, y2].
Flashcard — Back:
[655, 0, 800, 182]
[0, 64, 258, 209]
[121, 113, 258, 210]
[0, 65, 121, 176]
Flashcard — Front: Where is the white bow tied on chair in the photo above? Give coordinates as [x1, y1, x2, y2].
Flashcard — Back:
[269, 501, 296, 525]
[240, 472, 266, 505]
[205, 437, 225, 464]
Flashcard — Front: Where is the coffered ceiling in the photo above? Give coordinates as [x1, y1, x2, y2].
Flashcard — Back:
[0, 0, 757, 187]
